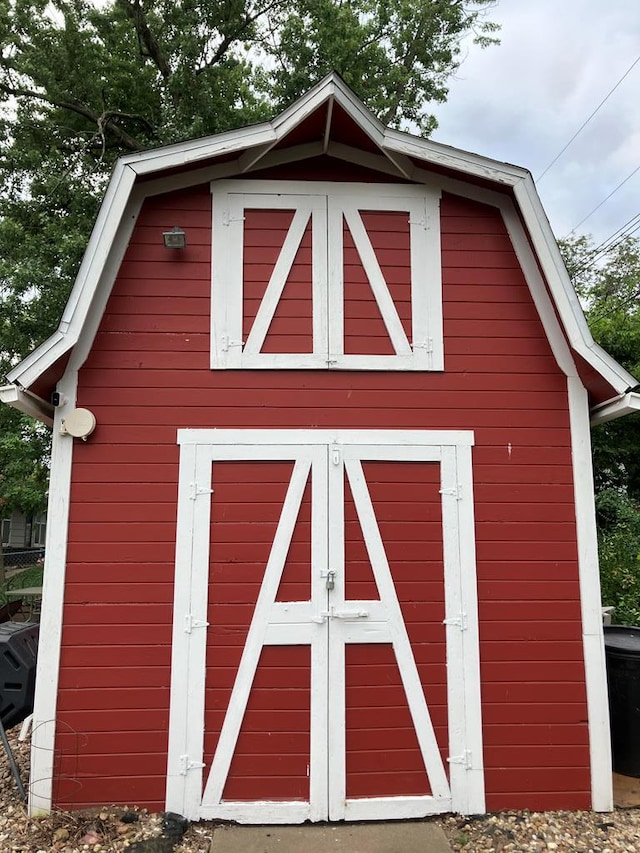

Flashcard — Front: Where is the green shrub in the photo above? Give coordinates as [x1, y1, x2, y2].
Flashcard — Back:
[596, 489, 640, 626]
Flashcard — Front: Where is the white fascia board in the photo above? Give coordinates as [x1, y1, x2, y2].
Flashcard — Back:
[383, 129, 528, 186]
[512, 177, 638, 394]
[125, 124, 276, 177]
[125, 74, 375, 179]
[8, 162, 138, 390]
[590, 392, 640, 425]
[0, 384, 54, 426]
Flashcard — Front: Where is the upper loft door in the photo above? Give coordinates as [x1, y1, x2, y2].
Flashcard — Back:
[211, 181, 443, 371]
[166, 429, 483, 823]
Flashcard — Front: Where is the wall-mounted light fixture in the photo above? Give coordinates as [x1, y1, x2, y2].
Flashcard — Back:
[162, 226, 187, 249]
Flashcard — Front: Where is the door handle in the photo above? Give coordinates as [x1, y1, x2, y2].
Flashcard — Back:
[311, 607, 369, 623]
[332, 608, 369, 620]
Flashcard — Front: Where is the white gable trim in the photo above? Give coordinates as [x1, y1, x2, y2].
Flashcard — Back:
[8, 164, 139, 389]
[0, 385, 54, 426]
[512, 178, 637, 390]
[5, 73, 636, 405]
[416, 166, 637, 392]
[591, 391, 640, 425]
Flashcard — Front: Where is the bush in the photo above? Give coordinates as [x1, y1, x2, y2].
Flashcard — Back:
[596, 489, 640, 626]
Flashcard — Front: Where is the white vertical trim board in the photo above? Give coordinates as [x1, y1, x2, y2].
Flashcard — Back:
[165, 443, 202, 819]
[167, 428, 482, 823]
[567, 378, 613, 811]
[447, 444, 485, 815]
[28, 371, 78, 816]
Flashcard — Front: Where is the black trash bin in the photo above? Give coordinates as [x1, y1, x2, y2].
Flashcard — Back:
[0, 621, 39, 729]
[604, 625, 640, 777]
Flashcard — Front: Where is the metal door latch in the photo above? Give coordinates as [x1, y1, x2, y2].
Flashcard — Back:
[312, 606, 369, 622]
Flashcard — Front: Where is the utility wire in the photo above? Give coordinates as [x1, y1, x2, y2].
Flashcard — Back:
[537, 53, 640, 181]
[568, 163, 640, 233]
[569, 211, 640, 276]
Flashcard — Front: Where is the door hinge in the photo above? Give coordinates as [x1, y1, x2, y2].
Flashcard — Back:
[413, 338, 433, 353]
[447, 749, 472, 770]
[222, 210, 245, 227]
[221, 335, 244, 352]
[439, 484, 462, 500]
[443, 611, 468, 631]
[184, 613, 210, 633]
[408, 215, 428, 230]
[190, 482, 214, 501]
[179, 754, 206, 775]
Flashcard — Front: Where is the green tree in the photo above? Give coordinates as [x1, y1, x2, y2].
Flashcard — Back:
[0, 409, 50, 582]
[560, 234, 640, 500]
[560, 234, 640, 624]
[0, 0, 499, 514]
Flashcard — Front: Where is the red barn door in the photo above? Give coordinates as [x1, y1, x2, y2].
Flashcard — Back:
[167, 430, 483, 822]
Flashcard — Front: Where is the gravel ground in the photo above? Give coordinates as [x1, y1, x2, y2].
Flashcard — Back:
[442, 810, 640, 852]
[1, 726, 639, 852]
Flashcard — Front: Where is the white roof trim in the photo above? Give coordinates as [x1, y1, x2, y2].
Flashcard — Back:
[512, 177, 638, 393]
[8, 162, 138, 388]
[4, 72, 638, 412]
[590, 392, 640, 426]
[0, 384, 54, 426]
[383, 128, 528, 185]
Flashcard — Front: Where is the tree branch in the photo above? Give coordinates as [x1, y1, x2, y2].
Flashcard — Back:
[0, 81, 146, 151]
[115, 0, 171, 80]
[195, 0, 285, 75]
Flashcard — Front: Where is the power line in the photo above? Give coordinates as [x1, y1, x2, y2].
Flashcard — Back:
[537, 53, 640, 181]
[564, 211, 640, 283]
[568, 163, 640, 233]
[573, 212, 640, 273]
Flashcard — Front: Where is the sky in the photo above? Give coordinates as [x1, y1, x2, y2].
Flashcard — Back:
[430, 0, 640, 247]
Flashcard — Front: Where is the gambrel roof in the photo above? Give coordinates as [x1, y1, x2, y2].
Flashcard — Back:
[2, 72, 639, 426]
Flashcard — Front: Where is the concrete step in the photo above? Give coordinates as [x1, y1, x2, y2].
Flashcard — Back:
[209, 821, 453, 853]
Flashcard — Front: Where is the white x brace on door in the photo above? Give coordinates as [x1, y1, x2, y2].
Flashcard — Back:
[166, 430, 484, 822]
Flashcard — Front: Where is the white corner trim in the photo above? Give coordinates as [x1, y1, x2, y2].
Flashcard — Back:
[590, 391, 640, 425]
[567, 377, 613, 812]
[0, 385, 54, 426]
[28, 371, 78, 815]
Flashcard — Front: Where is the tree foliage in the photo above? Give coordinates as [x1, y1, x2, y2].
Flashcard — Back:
[560, 234, 640, 624]
[0, 0, 498, 513]
[559, 234, 640, 501]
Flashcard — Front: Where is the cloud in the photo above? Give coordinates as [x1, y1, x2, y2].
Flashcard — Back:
[431, 0, 640, 242]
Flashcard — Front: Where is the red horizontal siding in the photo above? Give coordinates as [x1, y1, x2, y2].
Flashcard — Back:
[55, 183, 590, 813]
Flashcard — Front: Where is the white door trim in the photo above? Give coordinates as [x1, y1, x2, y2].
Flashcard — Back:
[210, 181, 443, 371]
[166, 428, 483, 821]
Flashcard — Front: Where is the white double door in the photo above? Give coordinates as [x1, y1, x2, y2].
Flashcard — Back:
[167, 430, 484, 822]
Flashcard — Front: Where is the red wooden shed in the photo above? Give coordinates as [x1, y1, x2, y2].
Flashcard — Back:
[3, 74, 640, 823]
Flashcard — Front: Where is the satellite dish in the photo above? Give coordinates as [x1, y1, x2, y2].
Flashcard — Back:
[60, 408, 97, 440]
